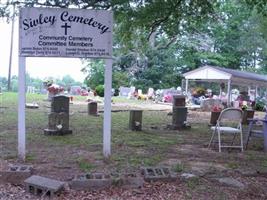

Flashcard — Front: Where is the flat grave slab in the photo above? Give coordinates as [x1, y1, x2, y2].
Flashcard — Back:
[26, 103, 39, 109]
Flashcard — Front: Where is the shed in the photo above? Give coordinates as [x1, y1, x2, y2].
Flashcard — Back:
[183, 65, 267, 106]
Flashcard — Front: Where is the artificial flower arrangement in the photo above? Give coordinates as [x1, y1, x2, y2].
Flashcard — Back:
[211, 105, 223, 112]
[47, 85, 64, 95]
[210, 105, 223, 125]
[241, 104, 248, 110]
[43, 79, 64, 100]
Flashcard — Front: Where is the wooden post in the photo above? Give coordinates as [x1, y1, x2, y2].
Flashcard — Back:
[7, 4, 15, 91]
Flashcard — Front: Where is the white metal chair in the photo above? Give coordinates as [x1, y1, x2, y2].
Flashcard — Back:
[208, 108, 244, 152]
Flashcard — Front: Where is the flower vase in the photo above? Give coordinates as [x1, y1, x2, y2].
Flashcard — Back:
[210, 111, 221, 126]
[242, 109, 255, 124]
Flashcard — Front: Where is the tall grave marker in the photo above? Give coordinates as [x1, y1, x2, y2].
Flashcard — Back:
[19, 8, 113, 160]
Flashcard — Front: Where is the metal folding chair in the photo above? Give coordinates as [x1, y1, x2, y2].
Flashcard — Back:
[208, 108, 244, 152]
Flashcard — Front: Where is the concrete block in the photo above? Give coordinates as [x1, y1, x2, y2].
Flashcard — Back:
[70, 173, 112, 191]
[119, 173, 144, 189]
[24, 175, 65, 198]
[0, 165, 33, 185]
[141, 167, 177, 182]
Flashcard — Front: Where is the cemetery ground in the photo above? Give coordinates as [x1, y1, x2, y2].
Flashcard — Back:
[0, 92, 267, 199]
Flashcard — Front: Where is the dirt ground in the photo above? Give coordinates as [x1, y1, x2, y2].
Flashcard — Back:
[1, 99, 267, 200]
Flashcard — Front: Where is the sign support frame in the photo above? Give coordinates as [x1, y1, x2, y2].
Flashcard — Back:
[18, 56, 26, 160]
[18, 8, 113, 161]
[103, 58, 112, 157]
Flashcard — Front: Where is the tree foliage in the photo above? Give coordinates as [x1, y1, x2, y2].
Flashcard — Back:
[1, 0, 267, 90]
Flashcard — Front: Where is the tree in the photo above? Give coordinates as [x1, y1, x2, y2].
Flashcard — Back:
[82, 59, 105, 89]
[0, 76, 7, 91]
[61, 75, 76, 87]
[1, 0, 217, 48]
[2, 0, 266, 91]
[10, 75, 18, 92]
[82, 59, 130, 89]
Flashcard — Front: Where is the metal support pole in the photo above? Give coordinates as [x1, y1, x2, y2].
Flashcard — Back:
[185, 79, 189, 95]
[227, 79, 231, 107]
[103, 59, 112, 157]
[18, 56, 26, 160]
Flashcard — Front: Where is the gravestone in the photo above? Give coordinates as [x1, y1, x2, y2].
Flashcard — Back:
[171, 95, 190, 130]
[129, 110, 143, 131]
[27, 86, 36, 94]
[88, 101, 98, 115]
[119, 86, 132, 97]
[44, 95, 72, 135]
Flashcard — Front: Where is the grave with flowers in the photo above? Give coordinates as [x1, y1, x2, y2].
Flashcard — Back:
[43, 79, 64, 101]
[209, 105, 223, 126]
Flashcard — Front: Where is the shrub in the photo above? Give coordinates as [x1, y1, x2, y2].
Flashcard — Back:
[255, 98, 266, 111]
[95, 85, 104, 97]
[114, 88, 119, 96]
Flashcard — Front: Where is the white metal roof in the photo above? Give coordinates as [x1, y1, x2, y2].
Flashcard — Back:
[183, 65, 267, 87]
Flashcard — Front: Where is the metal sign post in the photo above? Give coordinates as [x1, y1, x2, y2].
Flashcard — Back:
[18, 8, 113, 160]
[18, 56, 26, 160]
[103, 59, 112, 157]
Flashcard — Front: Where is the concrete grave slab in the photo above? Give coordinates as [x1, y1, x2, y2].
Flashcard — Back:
[188, 161, 227, 177]
[215, 177, 246, 189]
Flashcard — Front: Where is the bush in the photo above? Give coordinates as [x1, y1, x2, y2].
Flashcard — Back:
[114, 88, 119, 96]
[95, 85, 104, 97]
[255, 98, 266, 111]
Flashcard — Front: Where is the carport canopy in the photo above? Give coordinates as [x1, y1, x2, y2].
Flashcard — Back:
[183, 65, 267, 106]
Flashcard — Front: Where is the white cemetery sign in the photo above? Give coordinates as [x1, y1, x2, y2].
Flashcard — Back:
[18, 7, 113, 160]
[19, 8, 112, 58]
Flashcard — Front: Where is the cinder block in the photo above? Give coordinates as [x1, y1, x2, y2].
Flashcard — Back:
[141, 167, 177, 182]
[70, 173, 112, 191]
[0, 165, 33, 185]
[24, 175, 65, 198]
[119, 173, 144, 189]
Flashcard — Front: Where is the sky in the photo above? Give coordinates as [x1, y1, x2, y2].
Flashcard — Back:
[0, 18, 87, 82]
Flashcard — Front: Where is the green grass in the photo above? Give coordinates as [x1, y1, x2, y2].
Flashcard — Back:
[1, 92, 267, 180]
[173, 163, 184, 173]
[77, 158, 96, 172]
[26, 153, 36, 162]
[226, 162, 239, 169]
